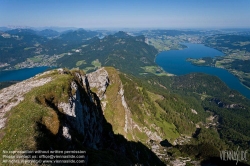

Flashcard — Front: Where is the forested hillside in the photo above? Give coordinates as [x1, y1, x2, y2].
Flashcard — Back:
[57, 31, 158, 75]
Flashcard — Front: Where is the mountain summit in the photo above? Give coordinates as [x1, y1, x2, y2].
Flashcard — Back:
[0, 67, 167, 165]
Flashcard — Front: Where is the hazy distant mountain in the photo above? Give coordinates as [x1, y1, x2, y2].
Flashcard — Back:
[139, 29, 204, 37]
[6, 28, 37, 35]
[0, 27, 11, 31]
[5, 28, 60, 38]
[36, 29, 60, 37]
[32, 26, 79, 32]
[112, 31, 130, 38]
[58, 28, 99, 43]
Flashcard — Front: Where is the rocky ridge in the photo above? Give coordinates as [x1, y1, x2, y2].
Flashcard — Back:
[0, 67, 165, 165]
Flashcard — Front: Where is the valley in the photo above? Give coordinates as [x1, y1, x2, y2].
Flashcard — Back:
[0, 28, 250, 165]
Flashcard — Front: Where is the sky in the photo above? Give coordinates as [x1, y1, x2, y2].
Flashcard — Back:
[0, 0, 250, 29]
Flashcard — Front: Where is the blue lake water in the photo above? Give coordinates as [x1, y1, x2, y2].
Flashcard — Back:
[0, 67, 49, 81]
[155, 43, 250, 99]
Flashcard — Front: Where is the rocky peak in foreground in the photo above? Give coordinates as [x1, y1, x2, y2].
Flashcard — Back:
[2, 67, 247, 165]
[0, 67, 165, 165]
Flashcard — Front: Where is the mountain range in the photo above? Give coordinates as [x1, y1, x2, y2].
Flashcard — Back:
[0, 28, 250, 165]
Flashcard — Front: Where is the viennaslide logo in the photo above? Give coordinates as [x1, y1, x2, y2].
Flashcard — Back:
[220, 146, 248, 165]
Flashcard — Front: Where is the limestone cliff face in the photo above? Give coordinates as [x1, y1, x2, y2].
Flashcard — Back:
[57, 68, 109, 149]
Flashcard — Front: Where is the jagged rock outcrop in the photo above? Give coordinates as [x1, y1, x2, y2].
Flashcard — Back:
[58, 72, 104, 149]
[84, 67, 109, 99]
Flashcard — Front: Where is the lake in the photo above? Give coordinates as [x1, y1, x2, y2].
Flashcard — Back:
[0, 67, 50, 81]
[155, 43, 250, 99]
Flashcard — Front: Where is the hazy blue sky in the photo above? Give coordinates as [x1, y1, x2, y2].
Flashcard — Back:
[1, 0, 250, 29]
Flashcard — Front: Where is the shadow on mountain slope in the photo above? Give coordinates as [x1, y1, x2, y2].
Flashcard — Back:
[33, 73, 165, 166]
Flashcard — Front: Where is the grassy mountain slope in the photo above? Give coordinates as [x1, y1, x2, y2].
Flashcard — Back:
[104, 67, 180, 143]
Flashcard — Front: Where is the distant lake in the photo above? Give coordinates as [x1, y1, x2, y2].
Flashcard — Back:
[155, 43, 250, 99]
[0, 67, 50, 81]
